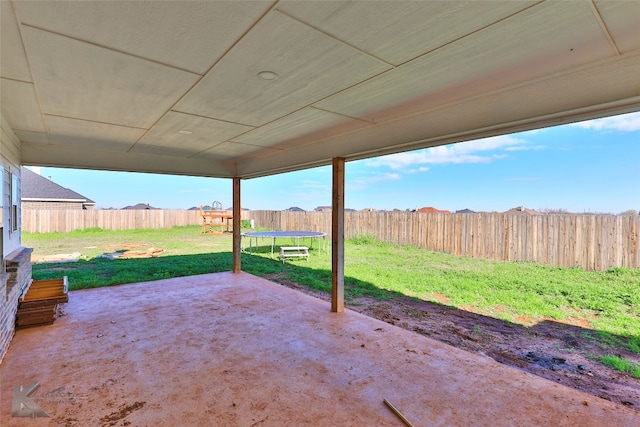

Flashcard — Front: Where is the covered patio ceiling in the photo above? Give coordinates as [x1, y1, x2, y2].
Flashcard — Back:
[2, 0, 639, 179]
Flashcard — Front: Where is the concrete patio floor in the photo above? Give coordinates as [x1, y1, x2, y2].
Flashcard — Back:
[1, 272, 637, 426]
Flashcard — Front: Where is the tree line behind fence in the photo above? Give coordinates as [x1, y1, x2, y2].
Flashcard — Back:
[22, 209, 639, 271]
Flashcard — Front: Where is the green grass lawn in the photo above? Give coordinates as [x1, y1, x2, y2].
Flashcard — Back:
[24, 226, 640, 355]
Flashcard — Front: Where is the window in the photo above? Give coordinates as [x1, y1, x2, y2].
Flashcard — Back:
[11, 173, 18, 232]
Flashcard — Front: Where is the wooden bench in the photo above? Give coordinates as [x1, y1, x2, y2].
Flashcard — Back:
[279, 246, 309, 263]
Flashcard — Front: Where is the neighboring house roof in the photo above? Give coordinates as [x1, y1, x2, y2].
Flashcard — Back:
[415, 207, 451, 213]
[21, 167, 95, 205]
[456, 208, 476, 214]
[122, 203, 159, 210]
[313, 206, 357, 212]
[285, 206, 305, 212]
[503, 206, 539, 215]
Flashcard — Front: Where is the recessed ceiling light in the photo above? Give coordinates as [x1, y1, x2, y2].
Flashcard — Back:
[178, 130, 192, 135]
[258, 71, 278, 81]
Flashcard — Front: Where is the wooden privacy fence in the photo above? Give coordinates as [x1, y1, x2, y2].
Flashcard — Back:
[22, 209, 249, 233]
[250, 210, 640, 271]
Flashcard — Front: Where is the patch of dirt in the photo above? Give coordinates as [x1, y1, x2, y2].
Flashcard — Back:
[100, 401, 145, 426]
[32, 253, 81, 263]
[273, 280, 640, 411]
[100, 247, 164, 259]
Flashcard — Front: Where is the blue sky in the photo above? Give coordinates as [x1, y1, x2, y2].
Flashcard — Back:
[29, 112, 640, 214]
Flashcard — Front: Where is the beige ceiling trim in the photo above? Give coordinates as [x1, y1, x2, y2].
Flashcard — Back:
[21, 140, 238, 178]
[589, 1, 621, 55]
[367, 47, 640, 128]
[235, 96, 640, 181]
[234, 50, 640, 179]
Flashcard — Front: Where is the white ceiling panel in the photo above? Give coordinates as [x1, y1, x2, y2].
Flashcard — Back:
[232, 107, 372, 149]
[174, 10, 391, 127]
[14, 131, 49, 145]
[45, 115, 145, 152]
[2, 1, 638, 179]
[13, 0, 273, 75]
[194, 141, 281, 162]
[315, 0, 616, 123]
[0, 79, 45, 132]
[132, 111, 255, 156]
[238, 50, 640, 178]
[21, 141, 238, 178]
[0, 0, 31, 81]
[277, 0, 536, 66]
[21, 26, 200, 129]
[595, 0, 640, 53]
[127, 143, 202, 159]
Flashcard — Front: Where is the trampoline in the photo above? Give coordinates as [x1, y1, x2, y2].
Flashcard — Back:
[242, 231, 327, 257]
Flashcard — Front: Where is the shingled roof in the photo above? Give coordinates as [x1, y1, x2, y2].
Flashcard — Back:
[21, 167, 95, 206]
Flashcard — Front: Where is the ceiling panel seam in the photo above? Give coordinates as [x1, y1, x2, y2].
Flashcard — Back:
[376, 0, 546, 69]
[189, 140, 283, 160]
[188, 145, 225, 159]
[19, 23, 204, 76]
[10, 3, 50, 144]
[223, 104, 375, 146]
[300, 2, 549, 122]
[169, 110, 257, 129]
[223, 104, 374, 149]
[309, 106, 375, 124]
[42, 113, 149, 131]
[588, 1, 621, 55]
[239, 95, 640, 180]
[347, 97, 640, 164]
[376, 48, 640, 126]
[0, 76, 33, 86]
[273, 8, 396, 67]
[126, 2, 278, 153]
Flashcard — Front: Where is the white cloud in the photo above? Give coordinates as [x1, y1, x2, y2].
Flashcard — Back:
[297, 180, 329, 190]
[407, 166, 430, 174]
[368, 135, 527, 170]
[358, 173, 401, 184]
[348, 173, 401, 191]
[504, 145, 545, 151]
[571, 111, 640, 132]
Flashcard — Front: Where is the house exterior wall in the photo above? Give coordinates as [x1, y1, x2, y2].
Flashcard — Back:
[0, 115, 28, 362]
[23, 200, 85, 210]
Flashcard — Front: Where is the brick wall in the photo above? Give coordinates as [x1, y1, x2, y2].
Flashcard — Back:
[22, 201, 84, 210]
[0, 246, 33, 362]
